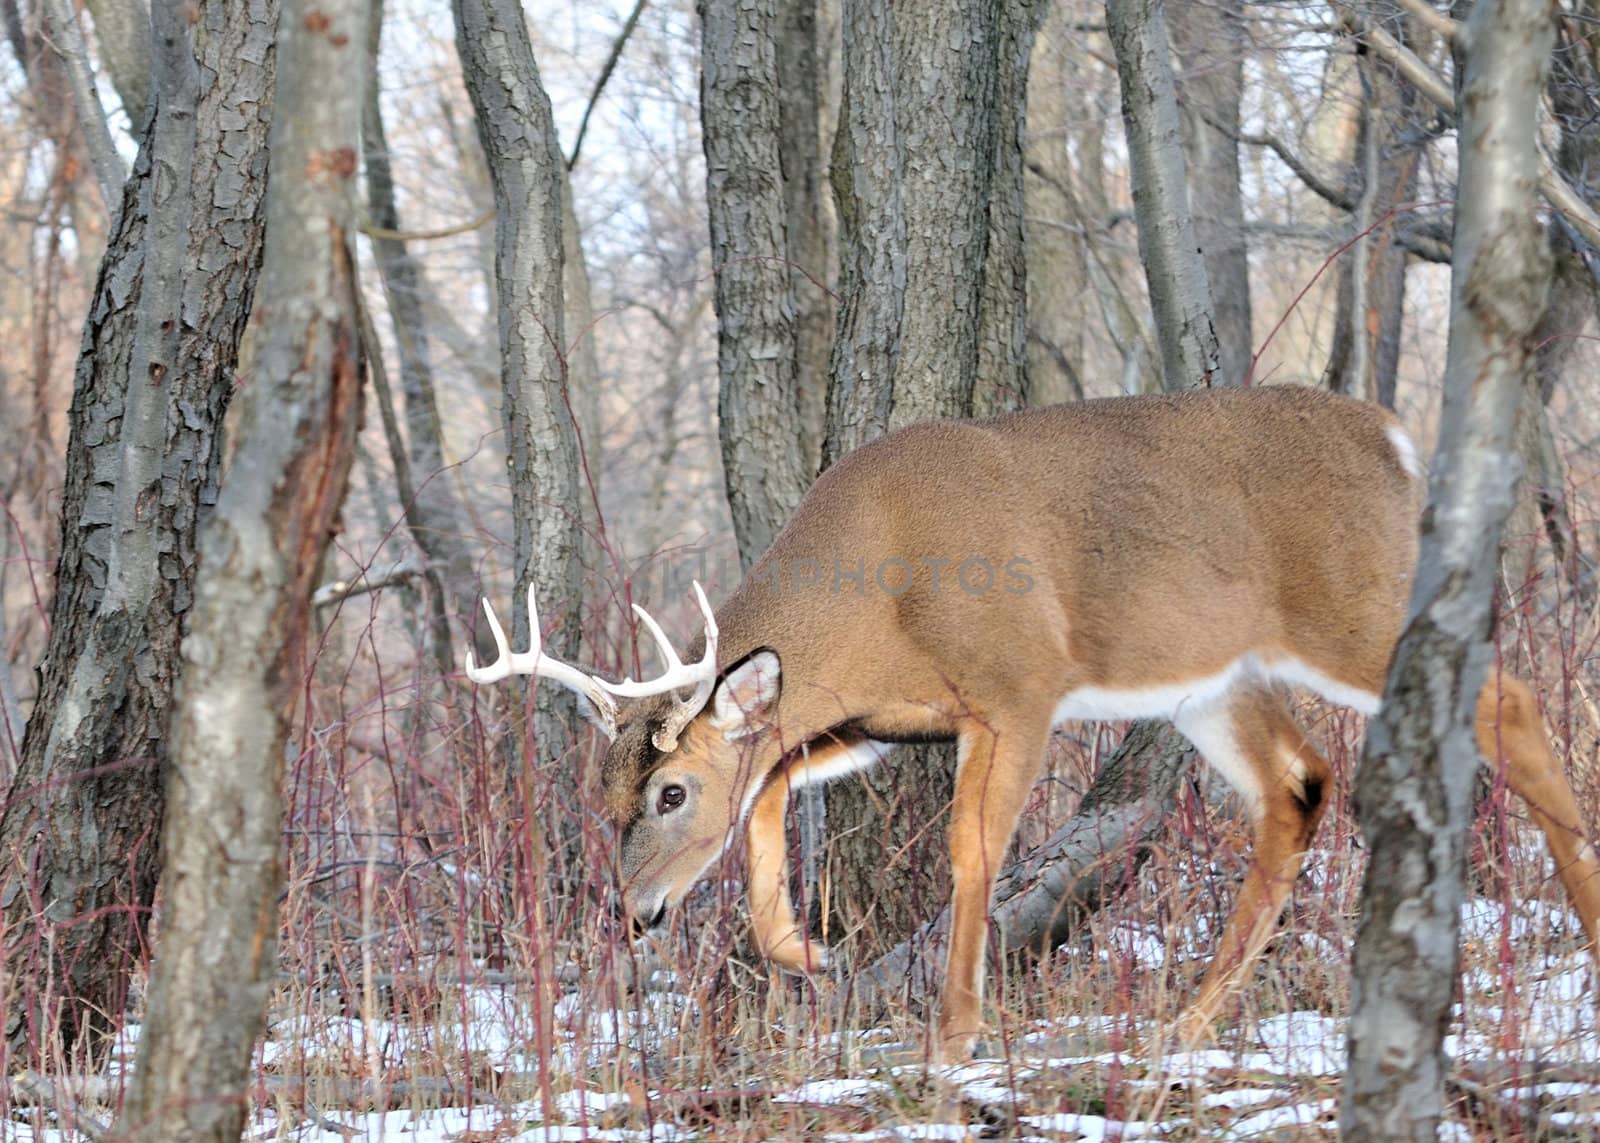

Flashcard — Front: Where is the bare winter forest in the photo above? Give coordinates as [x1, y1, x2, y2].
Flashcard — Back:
[2, 0, 1600, 1138]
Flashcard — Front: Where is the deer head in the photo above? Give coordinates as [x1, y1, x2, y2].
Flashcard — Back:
[464, 582, 782, 926]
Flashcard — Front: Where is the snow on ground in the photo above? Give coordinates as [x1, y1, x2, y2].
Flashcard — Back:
[6, 899, 1598, 1140]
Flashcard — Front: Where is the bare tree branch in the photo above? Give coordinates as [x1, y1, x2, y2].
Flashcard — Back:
[566, 0, 647, 171]
[1339, 3, 1600, 252]
[40, 0, 126, 217]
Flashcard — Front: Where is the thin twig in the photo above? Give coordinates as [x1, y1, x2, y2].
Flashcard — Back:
[1234, 128, 1354, 210]
[567, 0, 648, 171]
[359, 207, 494, 242]
[311, 556, 424, 610]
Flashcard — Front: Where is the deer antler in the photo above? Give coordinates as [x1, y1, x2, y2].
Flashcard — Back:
[599, 582, 719, 752]
[464, 582, 721, 752]
[464, 584, 619, 737]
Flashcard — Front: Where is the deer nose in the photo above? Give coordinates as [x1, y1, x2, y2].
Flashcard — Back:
[628, 899, 667, 936]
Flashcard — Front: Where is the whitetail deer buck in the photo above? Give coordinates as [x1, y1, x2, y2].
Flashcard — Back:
[467, 385, 1600, 1058]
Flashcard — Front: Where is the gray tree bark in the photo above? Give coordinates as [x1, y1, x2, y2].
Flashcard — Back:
[1342, 0, 1554, 1135]
[1105, 0, 1221, 391]
[453, 0, 584, 758]
[0, 0, 275, 1066]
[83, 0, 150, 128]
[972, 0, 1036, 415]
[778, 0, 834, 473]
[699, 0, 811, 569]
[1322, 9, 1422, 409]
[362, 0, 485, 671]
[1168, 0, 1251, 387]
[117, 0, 365, 1136]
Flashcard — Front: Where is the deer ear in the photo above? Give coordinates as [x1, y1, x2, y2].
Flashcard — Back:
[710, 651, 781, 738]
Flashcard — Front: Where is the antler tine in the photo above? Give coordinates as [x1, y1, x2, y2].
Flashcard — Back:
[462, 585, 619, 736]
[464, 596, 514, 683]
[625, 602, 684, 682]
[596, 581, 720, 702]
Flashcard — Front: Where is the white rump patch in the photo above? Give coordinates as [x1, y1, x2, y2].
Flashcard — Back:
[1386, 424, 1424, 481]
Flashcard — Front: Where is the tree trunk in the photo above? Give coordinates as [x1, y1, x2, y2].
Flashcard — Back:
[820, 0, 1034, 959]
[0, 0, 275, 1066]
[116, 0, 365, 1135]
[453, 0, 584, 761]
[1322, 10, 1420, 409]
[1342, 0, 1554, 1135]
[777, 0, 833, 474]
[83, 0, 150, 128]
[1105, 0, 1221, 391]
[1168, 0, 1251, 387]
[40, 0, 126, 219]
[1022, 4, 1090, 407]
[362, 0, 485, 671]
[1502, 8, 1600, 611]
[971, 0, 1037, 416]
[699, 0, 811, 569]
[561, 169, 606, 616]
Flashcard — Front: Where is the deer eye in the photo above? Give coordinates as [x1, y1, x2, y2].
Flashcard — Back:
[657, 784, 686, 814]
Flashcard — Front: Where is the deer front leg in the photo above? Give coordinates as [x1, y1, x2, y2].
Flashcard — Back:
[746, 737, 886, 973]
[939, 714, 1050, 1061]
[746, 772, 829, 973]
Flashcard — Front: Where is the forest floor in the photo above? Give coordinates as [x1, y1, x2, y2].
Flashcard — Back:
[7, 890, 1598, 1141]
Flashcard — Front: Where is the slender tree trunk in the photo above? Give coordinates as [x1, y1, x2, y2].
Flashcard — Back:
[1022, 5, 1090, 407]
[699, 0, 810, 569]
[0, 0, 275, 1066]
[821, 0, 904, 462]
[117, 0, 365, 1136]
[1105, 0, 1221, 391]
[363, 0, 485, 670]
[1322, 10, 1420, 408]
[453, 0, 584, 760]
[561, 170, 606, 605]
[1168, 0, 1251, 387]
[40, 0, 126, 218]
[1342, 0, 1554, 1134]
[83, 0, 150, 128]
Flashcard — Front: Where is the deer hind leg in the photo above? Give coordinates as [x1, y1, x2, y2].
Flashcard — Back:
[1172, 689, 1332, 1047]
[939, 711, 1052, 1061]
[1476, 674, 1600, 962]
